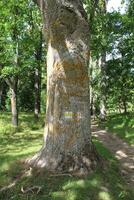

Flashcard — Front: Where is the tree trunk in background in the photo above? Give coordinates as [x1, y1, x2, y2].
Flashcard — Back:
[11, 79, 18, 126]
[34, 32, 42, 119]
[99, 0, 107, 120]
[5, 78, 18, 126]
[34, 67, 41, 119]
[123, 98, 127, 114]
[6, 41, 19, 126]
[89, 57, 95, 117]
[99, 53, 107, 120]
[11, 41, 19, 126]
[29, 0, 100, 174]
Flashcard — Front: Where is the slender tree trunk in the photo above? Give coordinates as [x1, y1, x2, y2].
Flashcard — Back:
[6, 41, 19, 126]
[34, 32, 42, 119]
[11, 79, 18, 126]
[123, 99, 127, 114]
[34, 67, 41, 119]
[99, 52, 107, 120]
[29, 0, 100, 174]
[118, 106, 122, 114]
[11, 41, 19, 126]
[89, 55, 94, 116]
[99, 0, 107, 120]
[5, 78, 18, 126]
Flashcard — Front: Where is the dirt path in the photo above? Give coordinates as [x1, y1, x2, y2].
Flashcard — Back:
[91, 123, 134, 186]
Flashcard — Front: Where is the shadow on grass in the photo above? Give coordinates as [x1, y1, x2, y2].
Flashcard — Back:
[0, 112, 134, 200]
[0, 139, 133, 200]
[99, 113, 134, 145]
[0, 161, 133, 200]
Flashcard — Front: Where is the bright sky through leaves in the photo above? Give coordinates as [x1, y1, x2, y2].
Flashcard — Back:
[107, 0, 126, 13]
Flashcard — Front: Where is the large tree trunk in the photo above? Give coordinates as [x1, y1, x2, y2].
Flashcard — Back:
[29, 0, 100, 174]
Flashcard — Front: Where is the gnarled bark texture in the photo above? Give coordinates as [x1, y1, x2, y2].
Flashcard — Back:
[29, 0, 100, 175]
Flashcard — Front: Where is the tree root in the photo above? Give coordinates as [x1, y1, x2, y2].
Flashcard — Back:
[50, 173, 73, 177]
[21, 186, 42, 194]
[27, 141, 104, 176]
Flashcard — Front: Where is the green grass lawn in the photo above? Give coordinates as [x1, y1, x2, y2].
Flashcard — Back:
[0, 112, 133, 200]
[99, 113, 134, 145]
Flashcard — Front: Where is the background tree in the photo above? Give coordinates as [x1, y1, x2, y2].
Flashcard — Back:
[84, 0, 109, 118]
[84, 0, 134, 116]
[0, 0, 45, 124]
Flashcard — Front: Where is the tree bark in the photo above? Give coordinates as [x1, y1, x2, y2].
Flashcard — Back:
[29, 0, 100, 174]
